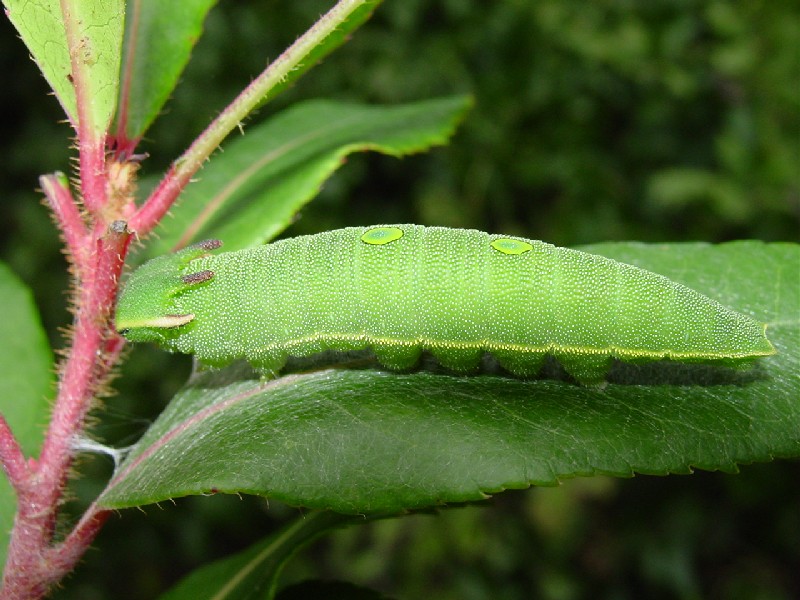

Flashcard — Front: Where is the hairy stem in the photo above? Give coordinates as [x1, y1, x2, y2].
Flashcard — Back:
[40, 173, 90, 273]
[129, 0, 371, 236]
[45, 505, 111, 579]
[0, 416, 29, 492]
[1, 223, 131, 599]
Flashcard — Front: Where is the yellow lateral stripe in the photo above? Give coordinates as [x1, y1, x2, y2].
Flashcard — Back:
[255, 329, 775, 360]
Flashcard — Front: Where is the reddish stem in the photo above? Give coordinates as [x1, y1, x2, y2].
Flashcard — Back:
[46, 504, 111, 577]
[77, 140, 108, 215]
[1, 223, 131, 599]
[128, 162, 188, 235]
[38, 223, 130, 496]
[40, 173, 90, 272]
[0, 415, 29, 491]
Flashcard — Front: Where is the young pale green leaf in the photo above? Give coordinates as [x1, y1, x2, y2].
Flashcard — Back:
[139, 96, 472, 259]
[99, 242, 799, 514]
[4, 0, 124, 132]
[115, 0, 217, 143]
[159, 511, 359, 600]
[0, 262, 55, 570]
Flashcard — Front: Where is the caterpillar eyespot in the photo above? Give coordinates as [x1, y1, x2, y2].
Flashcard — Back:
[490, 238, 533, 255]
[115, 225, 775, 385]
[361, 226, 404, 245]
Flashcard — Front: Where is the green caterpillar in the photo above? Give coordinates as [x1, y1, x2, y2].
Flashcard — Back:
[115, 225, 775, 385]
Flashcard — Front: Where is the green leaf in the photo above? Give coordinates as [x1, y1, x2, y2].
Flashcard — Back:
[4, 0, 124, 132]
[115, 0, 217, 143]
[140, 96, 472, 258]
[68, 0, 125, 132]
[159, 511, 358, 600]
[4, 0, 75, 121]
[0, 262, 55, 571]
[98, 242, 799, 514]
[120, 0, 380, 145]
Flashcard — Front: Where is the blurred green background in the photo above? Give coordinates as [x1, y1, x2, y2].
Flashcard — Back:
[1, 1, 798, 598]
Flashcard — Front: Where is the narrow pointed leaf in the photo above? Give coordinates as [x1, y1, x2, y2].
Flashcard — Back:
[4, 0, 124, 131]
[115, 0, 217, 143]
[140, 96, 472, 259]
[0, 262, 55, 569]
[99, 242, 799, 514]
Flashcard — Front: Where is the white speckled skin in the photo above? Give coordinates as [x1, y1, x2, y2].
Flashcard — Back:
[115, 225, 775, 384]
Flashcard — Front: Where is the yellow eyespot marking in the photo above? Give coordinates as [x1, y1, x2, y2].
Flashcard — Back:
[490, 238, 533, 255]
[361, 227, 404, 245]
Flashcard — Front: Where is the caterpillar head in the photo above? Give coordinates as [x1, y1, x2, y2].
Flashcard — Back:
[115, 240, 221, 344]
